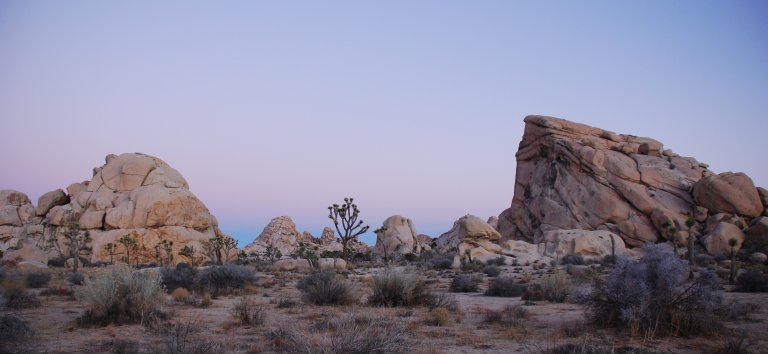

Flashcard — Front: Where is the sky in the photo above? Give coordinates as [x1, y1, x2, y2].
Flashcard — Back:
[1, 1, 766, 246]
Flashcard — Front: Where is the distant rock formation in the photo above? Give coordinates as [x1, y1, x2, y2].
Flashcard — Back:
[373, 215, 430, 257]
[497, 115, 767, 256]
[243, 216, 369, 257]
[1, 153, 232, 266]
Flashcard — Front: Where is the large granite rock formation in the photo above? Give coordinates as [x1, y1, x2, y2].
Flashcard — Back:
[497, 115, 766, 256]
[373, 215, 430, 257]
[1, 153, 231, 266]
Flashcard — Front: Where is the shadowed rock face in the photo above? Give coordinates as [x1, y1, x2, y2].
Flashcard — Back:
[498, 115, 765, 250]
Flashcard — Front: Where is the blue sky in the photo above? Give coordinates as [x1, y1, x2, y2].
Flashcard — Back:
[1, 1, 766, 245]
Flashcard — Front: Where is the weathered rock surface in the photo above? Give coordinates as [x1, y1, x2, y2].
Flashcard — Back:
[373, 215, 429, 256]
[693, 173, 763, 218]
[244, 216, 369, 258]
[497, 115, 765, 257]
[539, 229, 627, 261]
[701, 222, 745, 256]
[1, 153, 231, 265]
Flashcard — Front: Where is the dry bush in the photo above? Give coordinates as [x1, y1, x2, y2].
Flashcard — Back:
[485, 277, 524, 297]
[153, 320, 224, 354]
[111, 339, 140, 354]
[0, 312, 34, 352]
[1, 278, 40, 309]
[171, 288, 192, 304]
[369, 270, 431, 307]
[160, 263, 197, 292]
[450, 274, 481, 292]
[542, 271, 572, 302]
[76, 264, 165, 326]
[427, 292, 459, 312]
[297, 270, 355, 306]
[270, 314, 410, 354]
[231, 297, 265, 326]
[482, 265, 501, 277]
[25, 271, 51, 288]
[429, 307, 450, 326]
[195, 264, 256, 297]
[68, 272, 85, 285]
[483, 305, 528, 327]
[277, 296, 298, 309]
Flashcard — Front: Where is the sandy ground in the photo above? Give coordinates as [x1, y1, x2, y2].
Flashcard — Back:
[2, 264, 767, 354]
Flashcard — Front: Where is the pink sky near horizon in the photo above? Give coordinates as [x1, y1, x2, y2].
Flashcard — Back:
[1, 1, 767, 245]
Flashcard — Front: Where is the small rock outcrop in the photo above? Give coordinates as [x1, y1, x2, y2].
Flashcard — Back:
[244, 216, 369, 257]
[497, 115, 765, 256]
[373, 215, 430, 257]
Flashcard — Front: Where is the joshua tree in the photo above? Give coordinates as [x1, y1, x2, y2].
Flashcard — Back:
[222, 237, 238, 263]
[60, 225, 92, 273]
[686, 217, 696, 279]
[373, 226, 391, 265]
[664, 223, 679, 257]
[729, 237, 739, 284]
[179, 245, 201, 266]
[608, 233, 617, 264]
[264, 245, 282, 264]
[118, 234, 137, 267]
[327, 197, 369, 261]
[202, 237, 223, 265]
[292, 242, 319, 269]
[104, 243, 115, 265]
[154, 244, 162, 265]
[161, 240, 174, 265]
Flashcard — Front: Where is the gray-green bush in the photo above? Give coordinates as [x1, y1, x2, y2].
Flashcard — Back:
[485, 277, 524, 297]
[369, 270, 430, 307]
[297, 270, 355, 306]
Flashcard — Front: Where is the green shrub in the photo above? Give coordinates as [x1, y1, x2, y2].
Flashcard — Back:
[195, 264, 255, 297]
[560, 254, 585, 265]
[297, 270, 354, 306]
[160, 263, 197, 292]
[485, 277, 524, 297]
[449, 274, 481, 292]
[68, 272, 85, 286]
[25, 271, 51, 288]
[76, 264, 165, 326]
[369, 270, 430, 307]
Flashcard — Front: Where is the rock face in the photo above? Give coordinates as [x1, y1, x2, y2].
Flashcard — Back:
[435, 214, 507, 264]
[373, 215, 430, 257]
[1, 153, 231, 265]
[497, 115, 765, 256]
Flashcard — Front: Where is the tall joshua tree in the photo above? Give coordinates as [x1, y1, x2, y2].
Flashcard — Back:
[62, 225, 91, 273]
[161, 240, 174, 265]
[118, 234, 137, 267]
[104, 243, 116, 265]
[328, 197, 369, 262]
[729, 237, 739, 284]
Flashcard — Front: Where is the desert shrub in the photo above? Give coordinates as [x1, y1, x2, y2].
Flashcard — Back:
[47, 257, 66, 268]
[482, 265, 501, 277]
[561, 254, 585, 265]
[461, 259, 483, 272]
[522, 283, 545, 301]
[160, 263, 198, 292]
[39, 287, 74, 297]
[582, 244, 723, 337]
[76, 264, 165, 326]
[427, 292, 459, 312]
[68, 271, 85, 285]
[549, 343, 654, 354]
[195, 264, 255, 297]
[277, 297, 298, 309]
[715, 301, 759, 321]
[485, 277, 524, 297]
[231, 297, 265, 326]
[429, 307, 450, 326]
[402, 253, 418, 263]
[483, 305, 528, 327]
[429, 255, 453, 270]
[25, 271, 51, 288]
[716, 337, 753, 354]
[486, 256, 506, 266]
[0, 312, 34, 352]
[735, 269, 768, 292]
[1, 279, 40, 309]
[369, 270, 430, 307]
[542, 272, 572, 303]
[297, 270, 354, 306]
[154, 320, 224, 354]
[270, 314, 410, 354]
[112, 339, 140, 354]
[171, 288, 192, 303]
[450, 274, 481, 292]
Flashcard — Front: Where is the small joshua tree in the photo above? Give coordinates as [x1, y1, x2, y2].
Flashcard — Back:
[293, 242, 320, 269]
[178, 245, 203, 266]
[61, 225, 92, 273]
[264, 245, 282, 264]
[118, 234, 137, 267]
[161, 240, 174, 265]
[154, 244, 162, 265]
[203, 237, 224, 265]
[374, 226, 391, 265]
[328, 197, 369, 262]
[664, 223, 679, 257]
[104, 242, 116, 265]
[222, 237, 238, 263]
[729, 237, 739, 284]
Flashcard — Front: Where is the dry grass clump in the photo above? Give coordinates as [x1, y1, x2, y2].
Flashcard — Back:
[195, 264, 256, 297]
[270, 314, 410, 354]
[428, 307, 451, 326]
[483, 304, 528, 327]
[427, 292, 459, 312]
[0, 312, 34, 352]
[369, 270, 430, 307]
[297, 270, 355, 306]
[170, 287, 192, 304]
[231, 297, 265, 326]
[484, 276, 524, 297]
[449, 274, 481, 293]
[152, 320, 224, 354]
[76, 264, 165, 326]
[1, 277, 40, 309]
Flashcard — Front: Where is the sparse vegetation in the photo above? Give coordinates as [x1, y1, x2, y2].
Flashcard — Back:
[76, 264, 165, 326]
[0, 312, 34, 352]
[735, 269, 768, 292]
[429, 307, 450, 326]
[160, 263, 198, 292]
[369, 270, 430, 307]
[153, 320, 224, 354]
[296, 270, 354, 305]
[231, 297, 265, 326]
[25, 271, 51, 288]
[328, 197, 370, 262]
[542, 271, 572, 302]
[450, 274, 481, 292]
[482, 265, 501, 277]
[485, 276, 524, 297]
[195, 264, 255, 297]
[560, 254, 585, 265]
[68, 271, 85, 285]
[483, 304, 528, 327]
